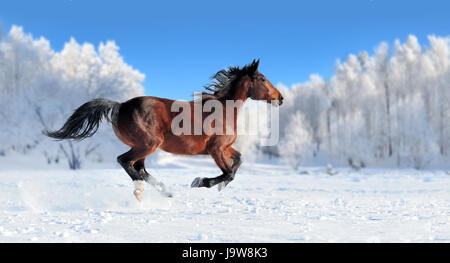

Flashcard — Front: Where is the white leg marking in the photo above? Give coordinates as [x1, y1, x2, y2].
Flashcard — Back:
[134, 180, 146, 192]
[133, 180, 146, 202]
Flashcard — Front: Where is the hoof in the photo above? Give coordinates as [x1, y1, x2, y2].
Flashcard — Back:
[217, 180, 231, 192]
[134, 190, 143, 202]
[191, 177, 203, 188]
[218, 182, 225, 192]
[162, 192, 174, 198]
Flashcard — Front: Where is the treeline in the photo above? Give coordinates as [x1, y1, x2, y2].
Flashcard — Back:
[2, 25, 449, 170]
[276, 35, 450, 169]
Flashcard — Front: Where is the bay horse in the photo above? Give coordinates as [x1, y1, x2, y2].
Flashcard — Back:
[44, 59, 283, 201]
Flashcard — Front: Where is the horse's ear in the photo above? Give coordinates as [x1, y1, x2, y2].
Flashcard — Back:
[248, 59, 260, 77]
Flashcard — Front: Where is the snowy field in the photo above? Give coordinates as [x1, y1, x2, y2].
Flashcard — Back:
[0, 155, 450, 243]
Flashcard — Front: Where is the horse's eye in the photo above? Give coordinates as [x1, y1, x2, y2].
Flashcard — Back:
[261, 78, 265, 82]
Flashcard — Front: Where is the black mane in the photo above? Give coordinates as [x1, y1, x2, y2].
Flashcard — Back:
[200, 59, 260, 101]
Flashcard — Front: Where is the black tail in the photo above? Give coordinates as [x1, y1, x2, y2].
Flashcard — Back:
[44, 98, 120, 141]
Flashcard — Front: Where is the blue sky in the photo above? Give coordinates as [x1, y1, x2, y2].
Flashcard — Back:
[1, 0, 449, 100]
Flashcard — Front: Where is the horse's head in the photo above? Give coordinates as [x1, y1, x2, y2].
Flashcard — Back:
[246, 59, 284, 106]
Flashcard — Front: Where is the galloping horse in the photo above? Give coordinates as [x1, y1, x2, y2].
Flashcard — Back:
[45, 59, 283, 201]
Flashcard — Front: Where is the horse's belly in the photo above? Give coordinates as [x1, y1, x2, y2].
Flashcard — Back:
[159, 134, 209, 155]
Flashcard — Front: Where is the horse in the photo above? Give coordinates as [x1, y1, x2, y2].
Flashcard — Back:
[44, 59, 283, 201]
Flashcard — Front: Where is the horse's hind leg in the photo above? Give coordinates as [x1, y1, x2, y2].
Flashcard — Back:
[117, 145, 170, 201]
[117, 149, 149, 201]
[134, 158, 173, 198]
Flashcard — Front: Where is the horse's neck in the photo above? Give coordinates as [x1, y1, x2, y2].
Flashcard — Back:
[232, 77, 250, 104]
[223, 77, 250, 128]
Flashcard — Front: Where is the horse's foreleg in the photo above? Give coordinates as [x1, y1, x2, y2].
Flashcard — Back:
[191, 173, 231, 189]
[191, 147, 241, 191]
[217, 148, 242, 191]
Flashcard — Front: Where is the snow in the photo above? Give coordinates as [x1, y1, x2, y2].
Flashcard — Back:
[0, 155, 449, 242]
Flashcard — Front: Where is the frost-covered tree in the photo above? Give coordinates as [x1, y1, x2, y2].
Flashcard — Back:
[278, 75, 329, 158]
[278, 112, 312, 170]
[279, 34, 450, 169]
[0, 25, 145, 169]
